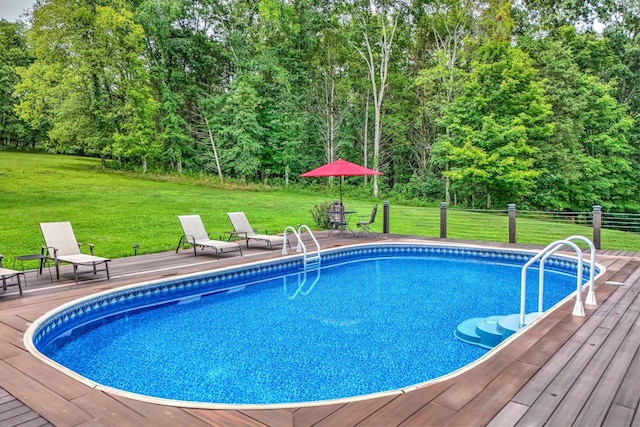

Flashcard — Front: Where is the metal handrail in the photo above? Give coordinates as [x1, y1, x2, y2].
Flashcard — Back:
[282, 225, 321, 268]
[520, 238, 590, 328]
[565, 235, 596, 306]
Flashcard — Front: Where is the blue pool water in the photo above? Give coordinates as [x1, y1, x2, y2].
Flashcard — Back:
[29, 244, 592, 406]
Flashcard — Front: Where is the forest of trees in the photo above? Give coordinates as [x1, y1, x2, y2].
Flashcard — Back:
[1, 0, 639, 212]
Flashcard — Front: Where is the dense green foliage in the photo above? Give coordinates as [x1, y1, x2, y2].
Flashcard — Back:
[1, 0, 639, 212]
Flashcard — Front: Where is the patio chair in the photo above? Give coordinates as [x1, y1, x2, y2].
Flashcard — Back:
[40, 221, 110, 285]
[356, 204, 378, 237]
[328, 201, 347, 236]
[226, 212, 289, 250]
[176, 215, 243, 258]
[0, 254, 25, 296]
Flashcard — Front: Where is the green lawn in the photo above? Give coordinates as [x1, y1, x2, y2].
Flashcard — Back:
[0, 152, 637, 269]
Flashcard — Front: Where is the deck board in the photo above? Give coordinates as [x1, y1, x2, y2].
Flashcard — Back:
[312, 395, 396, 427]
[5, 353, 90, 401]
[70, 389, 156, 427]
[185, 408, 268, 426]
[575, 303, 640, 426]
[442, 360, 540, 427]
[0, 234, 638, 426]
[544, 286, 638, 426]
[611, 336, 640, 411]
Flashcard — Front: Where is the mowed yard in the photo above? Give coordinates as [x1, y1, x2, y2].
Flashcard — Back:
[1, 152, 638, 268]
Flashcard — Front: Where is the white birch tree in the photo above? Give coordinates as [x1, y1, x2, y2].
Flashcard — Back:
[350, 5, 398, 197]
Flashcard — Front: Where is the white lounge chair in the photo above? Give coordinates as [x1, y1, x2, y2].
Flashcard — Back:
[40, 221, 110, 284]
[226, 212, 288, 250]
[176, 215, 243, 258]
[0, 254, 25, 296]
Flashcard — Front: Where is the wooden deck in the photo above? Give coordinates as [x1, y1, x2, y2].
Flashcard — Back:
[0, 232, 638, 427]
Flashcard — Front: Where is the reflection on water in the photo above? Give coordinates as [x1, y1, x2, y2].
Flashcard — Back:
[282, 266, 321, 299]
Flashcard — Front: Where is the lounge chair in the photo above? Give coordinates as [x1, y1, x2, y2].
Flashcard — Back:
[176, 215, 243, 258]
[0, 254, 25, 296]
[226, 212, 288, 250]
[356, 204, 378, 237]
[40, 221, 110, 284]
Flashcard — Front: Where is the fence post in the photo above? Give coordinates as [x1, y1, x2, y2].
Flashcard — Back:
[592, 205, 602, 249]
[440, 202, 447, 238]
[508, 204, 516, 244]
[383, 201, 390, 234]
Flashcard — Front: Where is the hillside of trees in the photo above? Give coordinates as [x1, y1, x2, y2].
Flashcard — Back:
[1, 0, 638, 212]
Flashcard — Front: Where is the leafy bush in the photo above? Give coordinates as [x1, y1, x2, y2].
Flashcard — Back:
[310, 200, 333, 229]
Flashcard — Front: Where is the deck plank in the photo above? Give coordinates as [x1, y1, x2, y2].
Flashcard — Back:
[512, 274, 631, 409]
[611, 329, 640, 411]
[603, 404, 636, 427]
[559, 279, 640, 426]
[513, 325, 610, 425]
[5, 353, 90, 402]
[311, 395, 397, 427]
[0, 409, 40, 426]
[399, 402, 457, 427]
[576, 307, 640, 426]
[288, 403, 345, 427]
[185, 408, 269, 426]
[432, 333, 539, 412]
[355, 386, 448, 426]
[442, 360, 539, 427]
[69, 389, 152, 427]
[109, 395, 213, 427]
[515, 271, 640, 426]
[0, 360, 93, 426]
[236, 409, 294, 427]
[486, 402, 529, 427]
[0, 405, 33, 422]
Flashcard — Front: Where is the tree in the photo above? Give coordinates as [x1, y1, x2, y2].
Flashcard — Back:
[136, 0, 231, 175]
[433, 40, 552, 207]
[0, 20, 34, 147]
[521, 30, 636, 211]
[213, 73, 264, 181]
[349, 3, 400, 197]
[15, 0, 158, 168]
[414, 0, 482, 202]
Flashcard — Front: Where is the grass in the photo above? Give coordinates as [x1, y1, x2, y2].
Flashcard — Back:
[0, 152, 638, 270]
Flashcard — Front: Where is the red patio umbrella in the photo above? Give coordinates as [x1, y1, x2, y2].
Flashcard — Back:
[300, 158, 382, 205]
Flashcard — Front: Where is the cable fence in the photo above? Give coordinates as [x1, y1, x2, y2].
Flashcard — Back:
[384, 203, 639, 252]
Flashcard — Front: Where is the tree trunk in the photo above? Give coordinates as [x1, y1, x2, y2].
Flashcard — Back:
[363, 92, 369, 185]
[354, 13, 397, 198]
[204, 115, 223, 182]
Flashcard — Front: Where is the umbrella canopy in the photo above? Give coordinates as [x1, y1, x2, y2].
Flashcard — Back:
[300, 159, 382, 205]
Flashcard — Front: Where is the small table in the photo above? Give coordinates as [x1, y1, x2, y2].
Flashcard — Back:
[342, 211, 357, 236]
[13, 254, 52, 284]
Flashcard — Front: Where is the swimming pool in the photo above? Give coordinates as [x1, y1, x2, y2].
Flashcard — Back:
[25, 243, 600, 408]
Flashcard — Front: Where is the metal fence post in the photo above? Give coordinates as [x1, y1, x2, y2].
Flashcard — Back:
[383, 201, 389, 234]
[592, 205, 602, 249]
[440, 202, 447, 238]
[508, 204, 516, 244]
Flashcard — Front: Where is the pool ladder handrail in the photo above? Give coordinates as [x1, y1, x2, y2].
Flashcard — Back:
[282, 225, 321, 299]
[282, 225, 321, 266]
[519, 235, 596, 328]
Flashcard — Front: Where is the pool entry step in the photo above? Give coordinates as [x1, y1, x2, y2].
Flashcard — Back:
[454, 313, 540, 349]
